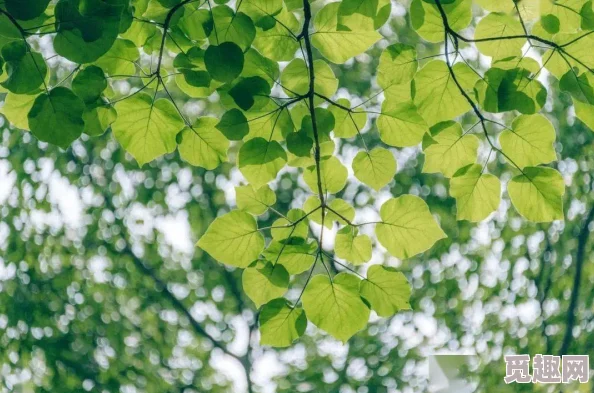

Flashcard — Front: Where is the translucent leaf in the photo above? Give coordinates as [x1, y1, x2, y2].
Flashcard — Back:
[476, 67, 547, 114]
[252, 6, 299, 61]
[360, 265, 411, 317]
[311, 2, 382, 64]
[352, 147, 397, 191]
[499, 114, 557, 169]
[178, 117, 229, 170]
[377, 100, 427, 147]
[450, 164, 501, 222]
[178, 6, 213, 40]
[28, 87, 85, 149]
[302, 273, 370, 342]
[238, 138, 287, 186]
[209, 6, 255, 50]
[262, 239, 316, 275]
[94, 39, 139, 76]
[508, 167, 565, 222]
[329, 99, 366, 138]
[112, 94, 185, 166]
[303, 156, 348, 194]
[376, 195, 447, 259]
[377, 43, 417, 89]
[474, 13, 525, 59]
[197, 210, 265, 267]
[573, 98, 594, 131]
[327, 199, 355, 225]
[1, 92, 37, 130]
[410, 0, 471, 43]
[335, 226, 372, 265]
[280, 59, 338, 98]
[422, 121, 479, 178]
[242, 261, 289, 308]
[236, 184, 276, 215]
[259, 298, 306, 347]
[271, 209, 309, 241]
[83, 102, 117, 137]
[413, 60, 478, 125]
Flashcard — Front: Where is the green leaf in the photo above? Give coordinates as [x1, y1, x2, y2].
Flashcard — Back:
[178, 117, 229, 170]
[243, 101, 295, 141]
[216, 109, 249, 140]
[352, 147, 397, 191]
[280, 58, 338, 98]
[205, 42, 244, 83]
[236, 184, 276, 215]
[72, 66, 107, 104]
[377, 100, 427, 147]
[335, 226, 372, 265]
[93, 39, 138, 76]
[302, 273, 370, 342]
[559, 69, 594, 104]
[197, 210, 265, 267]
[450, 164, 501, 222]
[262, 239, 316, 275]
[508, 167, 565, 222]
[271, 209, 309, 241]
[286, 130, 313, 157]
[573, 98, 594, 131]
[242, 48, 280, 86]
[252, 6, 299, 61]
[376, 195, 447, 259]
[476, 67, 547, 114]
[360, 265, 411, 317]
[242, 261, 289, 308]
[413, 60, 478, 125]
[5, 0, 50, 20]
[238, 138, 287, 186]
[259, 299, 306, 347]
[422, 121, 479, 178]
[1, 92, 37, 130]
[303, 156, 348, 194]
[327, 199, 355, 225]
[1, 41, 47, 94]
[209, 6, 256, 50]
[178, 6, 213, 40]
[499, 114, 557, 169]
[112, 94, 185, 166]
[82, 102, 117, 137]
[229, 76, 271, 111]
[28, 87, 85, 149]
[54, 0, 125, 63]
[377, 44, 417, 89]
[410, 0, 471, 43]
[329, 99, 367, 138]
[303, 196, 328, 227]
[311, 2, 382, 64]
[474, 13, 525, 59]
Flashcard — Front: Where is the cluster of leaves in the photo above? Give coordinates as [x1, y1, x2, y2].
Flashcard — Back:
[1, 0, 594, 346]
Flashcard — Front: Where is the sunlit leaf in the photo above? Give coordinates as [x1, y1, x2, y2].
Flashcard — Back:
[376, 195, 446, 259]
[302, 273, 370, 342]
[197, 210, 265, 267]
